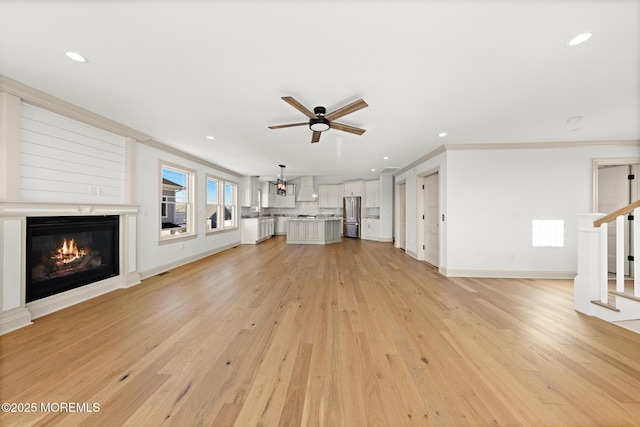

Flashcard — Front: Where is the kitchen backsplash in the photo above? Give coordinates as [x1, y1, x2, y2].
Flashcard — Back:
[241, 203, 342, 218]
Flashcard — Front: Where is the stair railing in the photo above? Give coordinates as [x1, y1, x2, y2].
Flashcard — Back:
[593, 200, 640, 303]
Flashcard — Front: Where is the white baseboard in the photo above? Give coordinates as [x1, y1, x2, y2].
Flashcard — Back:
[361, 236, 393, 243]
[139, 241, 240, 280]
[440, 268, 576, 279]
[0, 307, 33, 335]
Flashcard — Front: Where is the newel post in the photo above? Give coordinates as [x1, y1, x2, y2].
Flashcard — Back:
[574, 213, 606, 315]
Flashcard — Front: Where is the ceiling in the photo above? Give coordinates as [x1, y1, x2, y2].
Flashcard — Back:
[0, 0, 638, 182]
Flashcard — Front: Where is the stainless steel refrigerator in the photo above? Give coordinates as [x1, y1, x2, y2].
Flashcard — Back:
[343, 196, 361, 238]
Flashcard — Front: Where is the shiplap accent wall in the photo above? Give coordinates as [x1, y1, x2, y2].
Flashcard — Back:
[20, 103, 126, 204]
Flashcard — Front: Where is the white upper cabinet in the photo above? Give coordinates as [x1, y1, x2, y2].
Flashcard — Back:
[279, 183, 296, 208]
[343, 181, 363, 197]
[241, 176, 259, 207]
[262, 182, 295, 208]
[365, 180, 380, 207]
[318, 184, 344, 208]
[260, 181, 271, 208]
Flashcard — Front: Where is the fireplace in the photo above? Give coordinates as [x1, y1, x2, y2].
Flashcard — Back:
[26, 216, 120, 302]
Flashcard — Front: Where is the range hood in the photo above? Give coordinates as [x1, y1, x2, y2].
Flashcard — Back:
[297, 176, 318, 202]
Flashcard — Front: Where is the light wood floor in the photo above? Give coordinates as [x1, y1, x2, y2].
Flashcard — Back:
[2, 237, 640, 426]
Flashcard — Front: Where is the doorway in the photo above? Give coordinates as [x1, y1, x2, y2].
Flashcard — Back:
[423, 172, 440, 267]
[396, 181, 406, 251]
[595, 161, 639, 277]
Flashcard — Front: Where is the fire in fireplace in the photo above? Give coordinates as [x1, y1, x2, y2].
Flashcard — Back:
[26, 216, 119, 302]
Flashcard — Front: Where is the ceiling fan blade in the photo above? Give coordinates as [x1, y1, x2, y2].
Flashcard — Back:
[325, 99, 368, 121]
[331, 122, 366, 136]
[311, 131, 322, 143]
[269, 122, 308, 130]
[282, 96, 316, 119]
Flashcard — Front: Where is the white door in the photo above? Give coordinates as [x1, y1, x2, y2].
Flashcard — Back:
[597, 165, 631, 275]
[424, 173, 439, 266]
[398, 183, 406, 250]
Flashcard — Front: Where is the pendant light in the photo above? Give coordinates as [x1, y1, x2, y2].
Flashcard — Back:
[277, 164, 287, 196]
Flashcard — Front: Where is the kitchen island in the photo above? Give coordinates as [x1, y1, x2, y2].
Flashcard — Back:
[286, 217, 341, 245]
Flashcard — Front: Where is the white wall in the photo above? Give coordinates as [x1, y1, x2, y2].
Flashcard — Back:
[397, 144, 640, 278]
[135, 143, 241, 277]
[20, 104, 126, 204]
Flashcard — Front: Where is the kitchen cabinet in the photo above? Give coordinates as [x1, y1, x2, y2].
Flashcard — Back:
[241, 176, 259, 207]
[273, 184, 296, 208]
[361, 218, 379, 241]
[281, 184, 296, 207]
[275, 217, 289, 235]
[241, 217, 274, 244]
[318, 184, 344, 208]
[286, 218, 341, 244]
[260, 183, 295, 208]
[344, 181, 363, 197]
[260, 182, 272, 208]
[365, 180, 380, 207]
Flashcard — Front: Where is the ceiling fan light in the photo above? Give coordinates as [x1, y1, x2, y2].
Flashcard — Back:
[310, 117, 330, 132]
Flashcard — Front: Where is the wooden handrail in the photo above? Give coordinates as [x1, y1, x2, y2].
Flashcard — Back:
[593, 199, 640, 227]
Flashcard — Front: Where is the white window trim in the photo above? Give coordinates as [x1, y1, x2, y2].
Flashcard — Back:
[159, 161, 196, 242]
[205, 174, 239, 234]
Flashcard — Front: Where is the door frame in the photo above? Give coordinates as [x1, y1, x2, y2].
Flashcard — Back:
[593, 157, 639, 278]
[592, 157, 639, 211]
[395, 179, 406, 250]
[416, 167, 440, 267]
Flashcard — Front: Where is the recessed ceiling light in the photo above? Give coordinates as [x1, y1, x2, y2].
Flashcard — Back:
[383, 156, 389, 160]
[64, 51, 88, 63]
[567, 33, 592, 47]
[206, 135, 215, 140]
[438, 132, 447, 137]
[371, 169, 376, 172]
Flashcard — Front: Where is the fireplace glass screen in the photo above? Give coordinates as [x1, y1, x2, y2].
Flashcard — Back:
[26, 216, 119, 302]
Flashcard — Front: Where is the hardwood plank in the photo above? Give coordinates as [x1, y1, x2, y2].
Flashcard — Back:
[2, 236, 640, 426]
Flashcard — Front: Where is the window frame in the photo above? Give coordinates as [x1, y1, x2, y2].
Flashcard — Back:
[205, 174, 238, 233]
[159, 162, 196, 242]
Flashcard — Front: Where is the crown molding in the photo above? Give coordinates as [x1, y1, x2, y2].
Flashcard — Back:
[0, 74, 241, 177]
[0, 74, 151, 141]
[394, 140, 640, 177]
[138, 139, 241, 177]
[394, 145, 446, 176]
[442, 140, 640, 151]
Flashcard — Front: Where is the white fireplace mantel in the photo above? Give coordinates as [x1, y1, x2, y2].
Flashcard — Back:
[0, 201, 140, 334]
[0, 201, 139, 217]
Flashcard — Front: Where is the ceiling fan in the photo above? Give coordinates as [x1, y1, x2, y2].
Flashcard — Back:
[269, 96, 368, 143]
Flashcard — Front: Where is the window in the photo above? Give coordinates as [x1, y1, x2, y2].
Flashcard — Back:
[160, 164, 194, 239]
[206, 177, 221, 231]
[224, 181, 237, 228]
[532, 219, 564, 247]
[206, 176, 237, 232]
